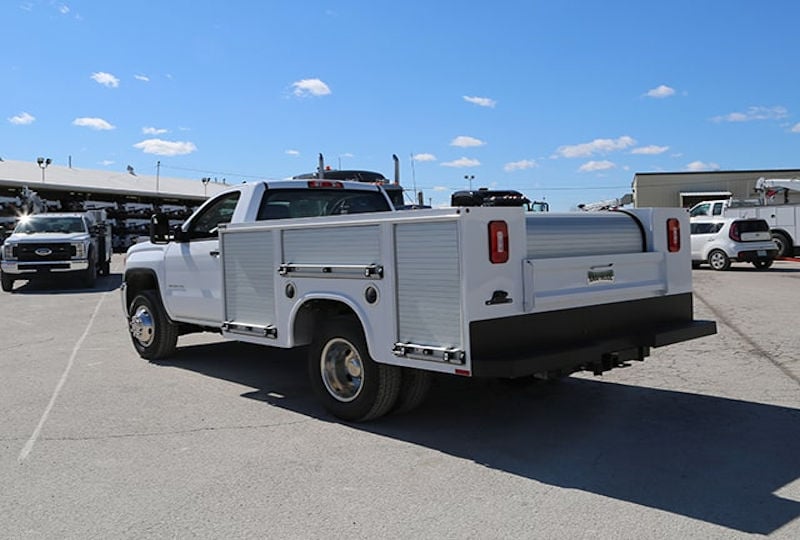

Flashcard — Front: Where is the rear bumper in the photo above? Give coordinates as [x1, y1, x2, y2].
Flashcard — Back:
[470, 293, 717, 378]
[734, 249, 778, 262]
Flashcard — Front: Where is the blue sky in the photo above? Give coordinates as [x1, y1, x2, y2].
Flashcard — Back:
[2, 1, 800, 211]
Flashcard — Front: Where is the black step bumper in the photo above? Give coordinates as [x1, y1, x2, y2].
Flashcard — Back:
[469, 293, 717, 378]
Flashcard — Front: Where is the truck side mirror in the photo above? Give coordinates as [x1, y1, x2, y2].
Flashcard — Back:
[150, 213, 171, 244]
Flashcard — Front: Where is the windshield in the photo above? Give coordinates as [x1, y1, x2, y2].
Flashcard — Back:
[15, 216, 87, 234]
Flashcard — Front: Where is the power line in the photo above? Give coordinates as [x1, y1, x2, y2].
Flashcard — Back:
[157, 163, 270, 180]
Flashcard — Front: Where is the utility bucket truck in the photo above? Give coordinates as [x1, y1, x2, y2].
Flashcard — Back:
[689, 177, 800, 257]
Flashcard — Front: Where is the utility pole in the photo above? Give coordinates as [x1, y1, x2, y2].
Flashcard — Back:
[156, 161, 161, 193]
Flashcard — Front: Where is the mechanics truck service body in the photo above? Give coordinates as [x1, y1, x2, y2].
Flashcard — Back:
[122, 179, 716, 421]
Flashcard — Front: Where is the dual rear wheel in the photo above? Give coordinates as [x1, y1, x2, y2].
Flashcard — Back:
[308, 316, 431, 421]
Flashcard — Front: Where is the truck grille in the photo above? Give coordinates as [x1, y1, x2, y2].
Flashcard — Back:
[17, 243, 73, 262]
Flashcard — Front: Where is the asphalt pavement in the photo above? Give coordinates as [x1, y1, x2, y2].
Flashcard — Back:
[1, 255, 798, 539]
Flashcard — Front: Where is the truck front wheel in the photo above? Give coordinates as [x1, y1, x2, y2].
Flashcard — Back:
[128, 290, 178, 360]
[81, 251, 97, 288]
[308, 317, 401, 422]
[1, 271, 14, 292]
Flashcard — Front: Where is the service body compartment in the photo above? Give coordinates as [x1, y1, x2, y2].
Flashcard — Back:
[218, 207, 714, 379]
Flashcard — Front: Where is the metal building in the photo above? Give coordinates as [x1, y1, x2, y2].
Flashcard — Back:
[632, 168, 800, 209]
[0, 159, 231, 250]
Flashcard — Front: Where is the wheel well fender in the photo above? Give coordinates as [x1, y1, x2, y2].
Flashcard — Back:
[123, 269, 160, 311]
[291, 295, 374, 351]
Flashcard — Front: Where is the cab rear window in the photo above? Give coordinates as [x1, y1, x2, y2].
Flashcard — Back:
[257, 189, 391, 220]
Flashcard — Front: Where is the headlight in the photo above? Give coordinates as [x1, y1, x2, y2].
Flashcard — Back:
[2, 242, 15, 261]
[71, 241, 88, 259]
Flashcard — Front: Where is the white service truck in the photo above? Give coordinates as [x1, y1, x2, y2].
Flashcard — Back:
[689, 177, 800, 257]
[1, 211, 112, 292]
[122, 179, 716, 421]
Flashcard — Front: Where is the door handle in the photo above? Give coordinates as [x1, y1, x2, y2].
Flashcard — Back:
[209, 250, 220, 257]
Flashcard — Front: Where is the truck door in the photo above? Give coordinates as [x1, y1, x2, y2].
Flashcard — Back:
[164, 191, 241, 323]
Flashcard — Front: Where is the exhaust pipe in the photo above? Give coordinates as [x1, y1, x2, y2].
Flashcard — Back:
[393, 154, 399, 185]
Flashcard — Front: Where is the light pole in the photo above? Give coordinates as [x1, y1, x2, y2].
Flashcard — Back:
[464, 174, 474, 190]
[201, 177, 211, 197]
[37, 157, 52, 182]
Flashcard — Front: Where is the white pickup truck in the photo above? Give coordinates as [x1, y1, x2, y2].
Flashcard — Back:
[122, 179, 716, 421]
[1, 211, 112, 292]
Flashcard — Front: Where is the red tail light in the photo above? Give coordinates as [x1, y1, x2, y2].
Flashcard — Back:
[728, 221, 740, 242]
[667, 218, 681, 252]
[488, 221, 509, 263]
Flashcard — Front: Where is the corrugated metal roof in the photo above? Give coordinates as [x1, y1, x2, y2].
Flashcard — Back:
[0, 159, 231, 200]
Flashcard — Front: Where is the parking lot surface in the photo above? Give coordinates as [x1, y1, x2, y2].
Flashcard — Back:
[1, 256, 799, 539]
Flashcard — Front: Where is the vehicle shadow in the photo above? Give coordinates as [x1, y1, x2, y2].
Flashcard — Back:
[156, 340, 800, 535]
[8, 273, 123, 294]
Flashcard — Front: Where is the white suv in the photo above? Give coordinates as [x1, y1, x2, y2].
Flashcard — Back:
[690, 218, 778, 270]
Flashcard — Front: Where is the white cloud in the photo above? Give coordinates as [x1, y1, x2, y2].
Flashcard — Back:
[142, 126, 167, 135]
[463, 95, 496, 108]
[91, 71, 120, 88]
[134, 74, 150, 82]
[631, 145, 669, 155]
[579, 160, 615, 172]
[645, 85, 675, 98]
[133, 138, 197, 156]
[504, 159, 537, 172]
[450, 135, 485, 148]
[685, 160, 720, 172]
[285, 149, 300, 156]
[712, 106, 788, 123]
[73, 117, 115, 130]
[99, 160, 115, 166]
[8, 112, 35, 125]
[441, 157, 480, 168]
[59, 4, 69, 14]
[790, 123, 800, 133]
[412, 153, 437, 162]
[291, 78, 331, 97]
[555, 136, 636, 158]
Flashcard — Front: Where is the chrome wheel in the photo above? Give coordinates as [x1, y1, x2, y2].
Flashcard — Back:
[129, 304, 155, 347]
[320, 337, 364, 402]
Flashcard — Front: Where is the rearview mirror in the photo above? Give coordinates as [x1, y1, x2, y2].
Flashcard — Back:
[150, 213, 171, 244]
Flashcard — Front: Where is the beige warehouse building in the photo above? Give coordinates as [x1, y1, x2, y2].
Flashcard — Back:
[632, 168, 800, 209]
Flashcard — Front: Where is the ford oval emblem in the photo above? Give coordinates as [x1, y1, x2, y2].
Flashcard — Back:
[35, 248, 53, 257]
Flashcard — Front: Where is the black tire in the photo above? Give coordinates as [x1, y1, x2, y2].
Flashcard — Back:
[707, 249, 730, 271]
[81, 251, 97, 288]
[1, 271, 13, 292]
[308, 316, 401, 422]
[128, 290, 178, 360]
[393, 368, 433, 414]
[753, 260, 773, 270]
[691, 261, 701, 269]
[771, 231, 792, 258]
[98, 256, 111, 276]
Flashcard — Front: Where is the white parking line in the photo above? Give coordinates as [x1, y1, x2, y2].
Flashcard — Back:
[18, 293, 107, 463]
